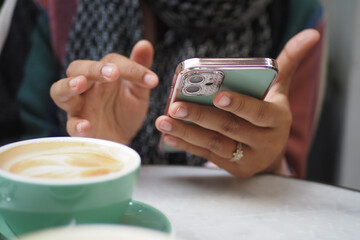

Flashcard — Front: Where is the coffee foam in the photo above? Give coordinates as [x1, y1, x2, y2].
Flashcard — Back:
[0, 142, 124, 179]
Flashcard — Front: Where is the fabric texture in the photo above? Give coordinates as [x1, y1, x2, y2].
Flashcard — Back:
[47, 0, 77, 66]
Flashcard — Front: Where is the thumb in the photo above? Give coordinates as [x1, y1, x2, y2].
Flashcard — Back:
[130, 40, 155, 68]
[274, 29, 320, 95]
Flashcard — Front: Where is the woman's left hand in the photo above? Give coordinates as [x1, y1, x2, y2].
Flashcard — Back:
[155, 29, 320, 177]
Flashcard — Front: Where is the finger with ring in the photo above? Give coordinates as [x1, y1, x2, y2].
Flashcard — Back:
[230, 142, 244, 162]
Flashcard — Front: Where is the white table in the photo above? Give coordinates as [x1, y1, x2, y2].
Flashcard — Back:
[133, 166, 360, 240]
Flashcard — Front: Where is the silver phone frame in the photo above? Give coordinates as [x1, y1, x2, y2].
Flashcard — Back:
[169, 57, 278, 104]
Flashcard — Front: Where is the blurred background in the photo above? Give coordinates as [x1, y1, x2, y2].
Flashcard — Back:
[307, 0, 360, 190]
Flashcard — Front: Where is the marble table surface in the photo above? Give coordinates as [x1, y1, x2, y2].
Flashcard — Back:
[133, 166, 360, 240]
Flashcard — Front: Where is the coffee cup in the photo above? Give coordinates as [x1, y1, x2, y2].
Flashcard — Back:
[0, 137, 141, 236]
[12, 225, 175, 240]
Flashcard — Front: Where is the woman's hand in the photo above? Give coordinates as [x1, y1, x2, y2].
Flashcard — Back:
[155, 29, 320, 177]
[50, 40, 158, 145]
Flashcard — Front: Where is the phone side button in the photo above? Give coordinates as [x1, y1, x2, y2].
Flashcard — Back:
[169, 87, 174, 99]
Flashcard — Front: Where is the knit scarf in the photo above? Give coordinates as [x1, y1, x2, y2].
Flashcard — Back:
[63, 0, 275, 165]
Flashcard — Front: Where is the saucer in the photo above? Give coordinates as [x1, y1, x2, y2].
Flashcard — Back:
[120, 200, 172, 234]
[0, 200, 171, 239]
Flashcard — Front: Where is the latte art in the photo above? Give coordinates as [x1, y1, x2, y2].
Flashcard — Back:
[9, 151, 122, 178]
[0, 142, 124, 179]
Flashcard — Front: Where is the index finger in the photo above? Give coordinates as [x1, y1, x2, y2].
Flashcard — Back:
[213, 91, 289, 127]
[66, 54, 158, 88]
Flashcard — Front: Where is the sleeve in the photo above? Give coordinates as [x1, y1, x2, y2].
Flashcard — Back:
[0, 0, 60, 145]
[284, 1, 327, 178]
[2, 0, 62, 143]
[16, 7, 62, 140]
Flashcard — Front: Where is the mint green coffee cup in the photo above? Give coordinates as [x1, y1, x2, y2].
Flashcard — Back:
[0, 137, 140, 236]
[14, 225, 175, 240]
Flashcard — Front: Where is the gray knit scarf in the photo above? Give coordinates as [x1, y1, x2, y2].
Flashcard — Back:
[63, 0, 274, 165]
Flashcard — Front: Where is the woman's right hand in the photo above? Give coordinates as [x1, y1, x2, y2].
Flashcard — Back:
[50, 40, 158, 145]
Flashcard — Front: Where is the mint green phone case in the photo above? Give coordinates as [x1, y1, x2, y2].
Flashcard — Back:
[160, 58, 278, 152]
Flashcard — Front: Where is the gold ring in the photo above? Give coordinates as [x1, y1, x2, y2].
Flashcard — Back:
[230, 142, 244, 162]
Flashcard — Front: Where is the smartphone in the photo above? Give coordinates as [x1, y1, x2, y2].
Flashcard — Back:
[159, 57, 278, 152]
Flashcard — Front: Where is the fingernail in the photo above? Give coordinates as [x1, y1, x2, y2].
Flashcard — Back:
[101, 65, 114, 79]
[217, 95, 231, 107]
[69, 76, 81, 88]
[173, 106, 187, 118]
[159, 121, 172, 132]
[76, 121, 86, 133]
[164, 136, 177, 146]
[144, 73, 158, 87]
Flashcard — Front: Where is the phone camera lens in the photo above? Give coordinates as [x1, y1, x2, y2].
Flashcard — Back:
[186, 85, 200, 93]
[188, 75, 204, 83]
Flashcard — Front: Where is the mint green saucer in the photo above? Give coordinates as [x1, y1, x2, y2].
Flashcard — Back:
[0, 200, 171, 239]
[120, 200, 172, 234]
